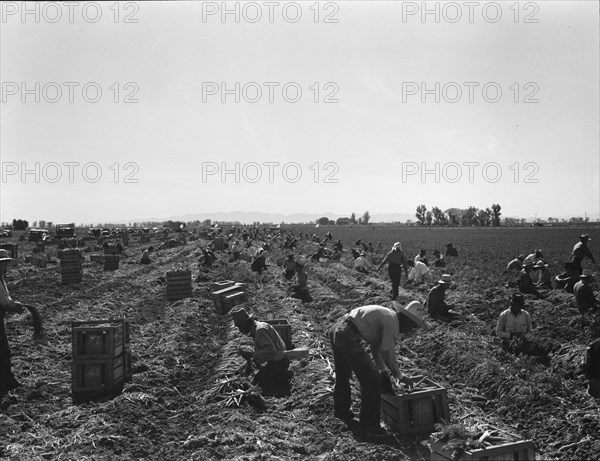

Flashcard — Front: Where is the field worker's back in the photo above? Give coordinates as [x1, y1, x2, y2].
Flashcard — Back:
[346, 306, 399, 352]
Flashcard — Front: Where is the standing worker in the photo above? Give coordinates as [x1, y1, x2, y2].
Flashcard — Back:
[572, 234, 596, 274]
[328, 302, 427, 434]
[0, 249, 25, 394]
[376, 242, 409, 301]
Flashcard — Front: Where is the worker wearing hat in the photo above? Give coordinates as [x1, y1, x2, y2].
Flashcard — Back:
[328, 302, 427, 435]
[426, 274, 460, 322]
[496, 293, 533, 343]
[573, 269, 599, 316]
[518, 261, 542, 298]
[445, 243, 458, 257]
[230, 307, 291, 396]
[555, 262, 580, 293]
[506, 254, 525, 272]
[571, 234, 596, 275]
[534, 260, 552, 289]
[376, 242, 409, 301]
[354, 251, 371, 274]
[0, 249, 25, 394]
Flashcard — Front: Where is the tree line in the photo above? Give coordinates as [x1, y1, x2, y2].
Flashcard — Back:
[414, 204, 502, 227]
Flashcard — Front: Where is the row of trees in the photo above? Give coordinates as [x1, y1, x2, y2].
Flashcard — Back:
[415, 204, 502, 227]
[316, 211, 371, 226]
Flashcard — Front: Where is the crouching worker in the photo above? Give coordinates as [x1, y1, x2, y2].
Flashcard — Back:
[283, 254, 296, 280]
[496, 293, 533, 349]
[426, 274, 461, 322]
[231, 307, 291, 396]
[1, 249, 25, 395]
[583, 337, 600, 398]
[328, 302, 427, 435]
[290, 262, 312, 302]
[140, 246, 153, 264]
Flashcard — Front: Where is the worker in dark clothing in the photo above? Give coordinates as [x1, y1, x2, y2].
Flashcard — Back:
[583, 337, 600, 398]
[333, 240, 343, 252]
[376, 242, 409, 301]
[518, 261, 542, 298]
[231, 307, 291, 396]
[445, 243, 459, 257]
[426, 274, 461, 321]
[432, 250, 446, 268]
[572, 234, 596, 274]
[574, 270, 599, 316]
[251, 250, 268, 274]
[283, 255, 296, 280]
[556, 262, 580, 293]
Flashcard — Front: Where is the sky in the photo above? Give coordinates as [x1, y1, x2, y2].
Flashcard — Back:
[1, 1, 599, 224]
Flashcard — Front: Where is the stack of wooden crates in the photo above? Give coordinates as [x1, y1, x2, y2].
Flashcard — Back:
[103, 245, 120, 271]
[71, 318, 132, 400]
[166, 270, 192, 301]
[59, 248, 82, 284]
[211, 280, 248, 314]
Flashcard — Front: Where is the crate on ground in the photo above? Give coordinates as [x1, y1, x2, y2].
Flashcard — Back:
[72, 356, 125, 396]
[59, 248, 82, 262]
[0, 243, 18, 258]
[166, 270, 192, 301]
[72, 321, 124, 359]
[212, 285, 245, 314]
[211, 280, 235, 292]
[104, 254, 120, 271]
[264, 319, 293, 350]
[429, 438, 536, 461]
[380, 376, 450, 436]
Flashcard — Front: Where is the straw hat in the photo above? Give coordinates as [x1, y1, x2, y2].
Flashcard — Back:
[581, 269, 593, 280]
[393, 300, 427, 328]
[230, 307, 253, 327]
[534, 261, 548, 268]
[438, 274, 453, 284]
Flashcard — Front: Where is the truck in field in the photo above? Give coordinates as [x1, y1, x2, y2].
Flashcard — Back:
[55, 223, 75, 238]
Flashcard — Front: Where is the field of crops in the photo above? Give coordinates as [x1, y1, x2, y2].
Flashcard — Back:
[1, 225, 599, 460]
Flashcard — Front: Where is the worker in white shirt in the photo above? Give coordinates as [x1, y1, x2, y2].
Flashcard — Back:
[354, 252, 371, 274]
[406, 259, 433, 283]
[496, 293, 533, 343]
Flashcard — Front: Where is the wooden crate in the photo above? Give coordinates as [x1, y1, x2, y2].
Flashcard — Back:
[380, 376, 450, 436]
[72, 323, 124, 359]
[429, 439, 536, 461]
[0, 243, 18, 258]
[222, 291, 248, 313]
[59, 248, 82, 262]
[265, 319, 293, 350]
[211, 280, 235, 292]
[72, 356, 124, 395]
[212, 285, 244, 314]
[166, 270, 192, 301]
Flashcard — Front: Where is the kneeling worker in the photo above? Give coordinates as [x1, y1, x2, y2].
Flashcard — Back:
[231, 307, 291, 396]
[495, 293, 533, 344]
[328, 302, 427, 435]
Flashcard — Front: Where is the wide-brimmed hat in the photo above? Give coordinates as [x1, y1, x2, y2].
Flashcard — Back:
[230, 307, 253, 326]
[0, 249, 16, 266]
[510, 293, 525, 307]
[580, 234, 590, 241]
[392, 242, 402, 251]
[393, 300, 427, 328]
[581, 269, 593, 279]
[534, 261, 548, 268]
[438, 274, 453, 284]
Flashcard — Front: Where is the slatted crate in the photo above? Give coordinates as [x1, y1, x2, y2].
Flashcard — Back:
[212, 285, 244, 314]
[429, 438, 536, 461]
[222, 291, 248, 313]
[166, 270, 193, 301]
[72, 356, 125, 396]
[265, 319, 293, 350]
[60, 249, 83, 283]
[103, 254, 120, 271]
[380, 376, 450, 436]
[0, 243, 18, 258]
[72, 322, 124, 359]
[211, 280, 235, 292]
[59, 248, 82, 262]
